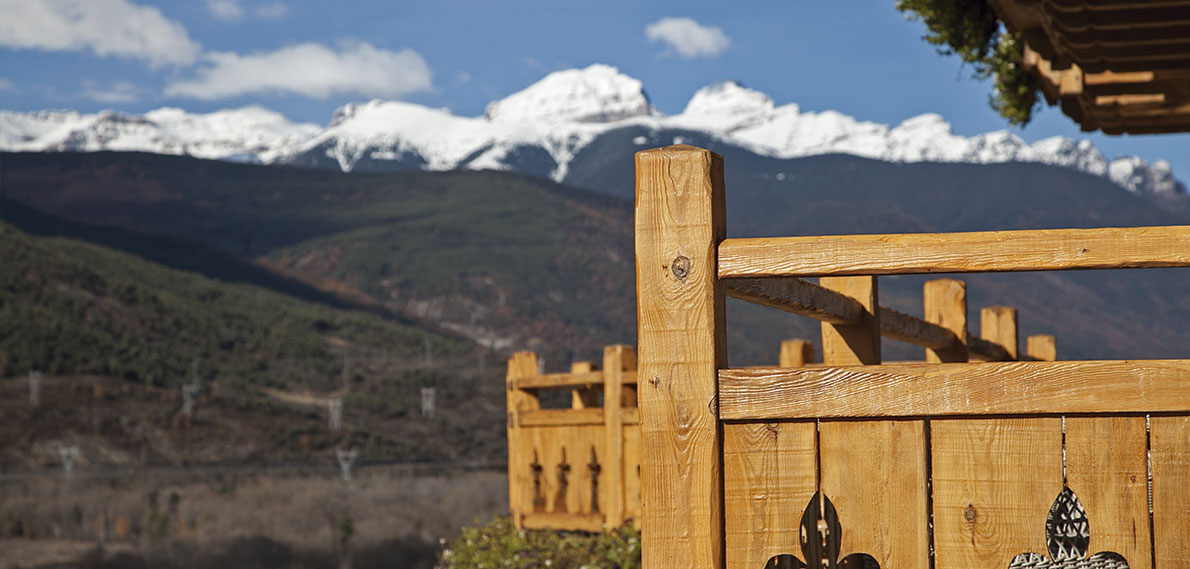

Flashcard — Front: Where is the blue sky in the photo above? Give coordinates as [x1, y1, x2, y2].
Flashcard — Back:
[1, 0, 1187, 178]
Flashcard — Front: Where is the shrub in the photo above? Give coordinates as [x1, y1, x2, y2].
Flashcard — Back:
[437, 517, 640, 569]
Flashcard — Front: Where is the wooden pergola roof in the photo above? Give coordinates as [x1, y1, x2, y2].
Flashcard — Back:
[989, 0, 1190, 134]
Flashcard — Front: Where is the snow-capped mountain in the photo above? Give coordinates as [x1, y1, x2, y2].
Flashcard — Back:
[2, 64, 1185, 198]
[1, 106, 320, 163]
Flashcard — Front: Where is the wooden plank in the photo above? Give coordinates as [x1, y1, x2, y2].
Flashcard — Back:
[635, 144, 726, 569]
[819, 420, 929, 567]
[723, 421, 816, 569]
[623, 408, 639, 425]
[516, 370, 603, 390]
[1026, 335, 1057, 361]
[519, 408, 604, 427]
[878, 305, 959, 350]
[718, 360, 1190, 420]
[1065, 416, 1152, 567]
[1151, 415, 1190, 566]
[924, 278, 968, 363]
[718, 226, 1190, 278]
[603, 345, 634, 528]
[521, 512, 605, 533]
[778, 339, 815, 367]
[968, 335, 1015, 362]
[980, 306, 1019, 359]
[932, 418, 1064, 568]
[623, 422, 642, 525]
[818, 276, 881, 365]
[507, 351, 541, 529]
[571, 361, 600, 409]
[724, 277, 863, 324]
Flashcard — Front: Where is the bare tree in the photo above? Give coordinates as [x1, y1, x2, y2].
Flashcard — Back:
[420, 387, 436, 419]
[58, 444, 80, 479]
[328, 398, 344, 431]
[335, 447, 358, 485]
[29, 370, 42, 406]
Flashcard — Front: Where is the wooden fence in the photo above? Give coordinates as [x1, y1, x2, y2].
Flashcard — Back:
[635, 145, 1189, 569]
[506, 345, 641, 532]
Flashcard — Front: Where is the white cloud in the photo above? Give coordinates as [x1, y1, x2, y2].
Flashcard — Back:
[164, 42, 433, 100]
[82, 80, 139, 103]
[0, 0, 201, 67]
[645, 17, 730, 59]
[0, 78, 15, 92]
[206, 0, 244, 22]
[254, 2, 287, 20]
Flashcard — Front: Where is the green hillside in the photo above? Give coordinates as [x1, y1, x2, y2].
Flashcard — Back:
[0, 221, 505, 468]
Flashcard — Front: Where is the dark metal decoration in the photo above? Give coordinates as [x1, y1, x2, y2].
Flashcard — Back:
[763, 492, 880, 569]
[1007, 486, 1129, 569]
[530, 450, 545, 512]
[554, 447, 571, 513]
[588, 446, 601, 514]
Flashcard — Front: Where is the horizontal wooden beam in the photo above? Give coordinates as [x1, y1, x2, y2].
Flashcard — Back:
[514, 370, 637, 390]
[968, 334, 1014, 362]
[877, 306, 959, 350]
[521, 512, 605, 533]
[518, 408, 639, 427]
[724, 277, 863, 324]
[719, 360, 1190, 420]
[718, 226, 1190, 278]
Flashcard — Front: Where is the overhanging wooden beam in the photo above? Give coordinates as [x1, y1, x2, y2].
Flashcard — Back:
[718, 360, 1190, 420]
[718, 226, 1190, 278]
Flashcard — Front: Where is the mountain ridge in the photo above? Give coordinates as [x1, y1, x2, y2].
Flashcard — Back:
[2, 64, 1185, 200]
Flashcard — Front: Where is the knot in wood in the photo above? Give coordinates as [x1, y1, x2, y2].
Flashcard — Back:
[671, 255, 691, 279]
[964, 505, 978, 523]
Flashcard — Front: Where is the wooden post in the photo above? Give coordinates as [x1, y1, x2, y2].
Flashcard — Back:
[924, 278, 968, 363]
[778, 339, 814, 367]
[635, 145, 726, 569]
[980, 306, 1018, 359]
[603, 345, 636, 529]
[507, 351, 540, 530]
[1026, 334, 1056, 361]
[818, 276, 880, 365]
[571, 361, 600, 409]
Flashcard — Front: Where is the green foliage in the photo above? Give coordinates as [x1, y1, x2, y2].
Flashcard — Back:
[0, 222, 467, 391]
[437, 517, 641, 569]
[897, 0, 1041, 125]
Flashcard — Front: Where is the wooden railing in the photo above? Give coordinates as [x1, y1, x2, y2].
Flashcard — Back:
[506, 345, 640, 532]
[634, 145, 1190, 569]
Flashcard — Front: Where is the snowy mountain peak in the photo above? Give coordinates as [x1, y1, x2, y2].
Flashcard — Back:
[683, 80, 776, 119]
[484, 64, 651, 123]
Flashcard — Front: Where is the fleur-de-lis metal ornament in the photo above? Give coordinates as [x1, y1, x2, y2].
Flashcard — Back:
[1008, 486, 1129, 569]
[763, 492, 880, 569]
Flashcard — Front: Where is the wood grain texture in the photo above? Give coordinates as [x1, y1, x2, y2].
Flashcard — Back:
[571, 361, 600, 409]
[516, 370, 603, 389]
[819, 420, 930, 568]
[878, 305, 960, 350]
[718, 225, 1190, 277]
[603, 345, 635, 528]
[521, 512, 605, 533]
[968, 335, 1015, 362]
[932, 418, 1064, 569]
[1026, 335, 1057, 361]
[723, 421, 816, 569]
[1065, 416, 1152, 567]
[507, 351, 540, 529]
[778, 339, 814, 367]
[718, 360, 1190, 420]
[724, 277, 863, 324]
[1151, 415, 1190, 567]
[519, 408, 605, 427]
[924, 278, 968, 363]
[635, 145, 726, 569]
[979, 306, 1019, 359]
[819, 276, 881, 365]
